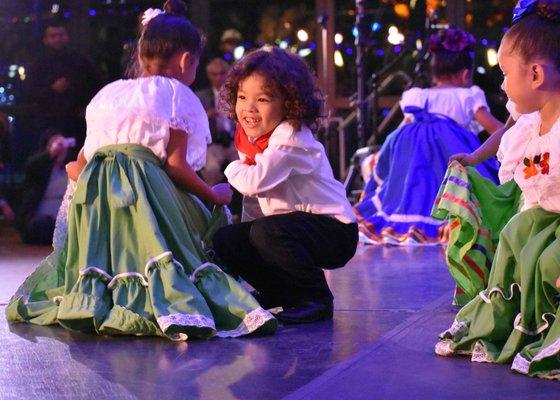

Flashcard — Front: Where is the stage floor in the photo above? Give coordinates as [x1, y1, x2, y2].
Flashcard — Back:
[0, 224, 557, 399]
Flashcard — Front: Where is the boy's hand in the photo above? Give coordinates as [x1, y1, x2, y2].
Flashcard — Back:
[211, 183, 233, 205]
[65, 161, 81, 181]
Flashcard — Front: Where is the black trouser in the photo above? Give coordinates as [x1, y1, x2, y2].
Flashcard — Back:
[213, 212, 358, 307]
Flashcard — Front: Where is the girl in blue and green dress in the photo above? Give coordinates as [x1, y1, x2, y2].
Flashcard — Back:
[435, 0, 560, 379]
[5, 0, 276, 341]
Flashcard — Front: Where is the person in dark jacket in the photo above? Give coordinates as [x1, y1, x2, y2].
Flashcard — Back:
[25, 20, 101, 147]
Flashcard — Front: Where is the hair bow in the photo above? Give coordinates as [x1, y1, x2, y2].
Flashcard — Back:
[141, 8, 165, 26]
[512, 0, 538, 24]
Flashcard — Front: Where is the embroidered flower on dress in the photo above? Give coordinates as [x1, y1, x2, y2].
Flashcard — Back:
[141, 8, 165, 26]
[523, 152, 550, 179]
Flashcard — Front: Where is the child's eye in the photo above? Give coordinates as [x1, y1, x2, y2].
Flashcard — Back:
[237, 95, 246, 100]
[258, 98, 270, 102]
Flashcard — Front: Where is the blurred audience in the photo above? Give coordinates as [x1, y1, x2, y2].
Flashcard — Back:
[196, 58, 237, 186]
[25, 20, 101, 147]
[0, 111, 15, 224]
[17, 129, 75, 244]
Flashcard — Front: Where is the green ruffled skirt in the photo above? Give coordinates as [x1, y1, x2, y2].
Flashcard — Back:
[436, 205, 560, 380]
[432, 161, 521, 305]
[6, 144, 277, 340]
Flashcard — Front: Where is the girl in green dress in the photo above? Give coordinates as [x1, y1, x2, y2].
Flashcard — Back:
[435, 0, 560, 379]
[5, 0, 277, 341]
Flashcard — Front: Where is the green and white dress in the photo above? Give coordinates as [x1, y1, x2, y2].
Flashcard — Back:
[5, 76, 277, 340]
[435, 111, 560, 379]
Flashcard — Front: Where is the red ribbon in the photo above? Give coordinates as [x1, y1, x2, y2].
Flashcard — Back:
[233, 123, 273, 165]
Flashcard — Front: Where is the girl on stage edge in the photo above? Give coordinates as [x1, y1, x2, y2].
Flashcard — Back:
[6, 0, 277, 340]
[436, 0, 560, 379]
[213, 47, 359, 324]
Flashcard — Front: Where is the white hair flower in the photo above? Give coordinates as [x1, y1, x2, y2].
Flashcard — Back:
[141, 8, 165, 27]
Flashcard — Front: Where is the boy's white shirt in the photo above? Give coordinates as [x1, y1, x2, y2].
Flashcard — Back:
[225, 121, 356, 223]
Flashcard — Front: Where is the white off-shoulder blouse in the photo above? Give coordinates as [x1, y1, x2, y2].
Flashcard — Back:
[401, 85, 490, 134]
[83, 76, 211, 170]
[497, 112, 560, 213]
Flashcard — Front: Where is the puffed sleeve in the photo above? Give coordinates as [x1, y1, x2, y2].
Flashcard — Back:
[171, 82, 212, 171]
[400, 88, 424, 112]
[467, 86, 490, 116]
[497, 113, 538, 184]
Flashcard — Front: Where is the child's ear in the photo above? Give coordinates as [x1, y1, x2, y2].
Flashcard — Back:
[179, 51, 192, 73]
[531, 63, 545, 89]
[460, 68, 472, 85]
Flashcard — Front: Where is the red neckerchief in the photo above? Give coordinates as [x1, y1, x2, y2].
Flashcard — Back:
[233, 123, 274, 165]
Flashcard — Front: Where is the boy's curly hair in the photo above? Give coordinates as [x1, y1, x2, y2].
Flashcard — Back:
[219, 46, 324, 131]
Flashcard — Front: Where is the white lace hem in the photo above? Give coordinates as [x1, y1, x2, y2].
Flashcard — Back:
[434, 339, 472, 357]
[52, 181, 77, 250]
[440, 319, 468, 338]
[471, 341, 492, 363]
[157, 313, 216, 337]
[533, 337, 560, 364]
[511, 353, 530, 374]
[216, 307, 275, 338]
[512, 352, 560, 380]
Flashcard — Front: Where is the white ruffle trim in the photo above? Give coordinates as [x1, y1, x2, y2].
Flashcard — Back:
[513, 312, 556, 336]
[190, 262, 223, 283]
[216, 307, 275, 338]
[478, 283, 520, 304]
[108, 272, 149, 289]
[79, 267, 113, 282]
[169, 117, 193, 136]
[144, 251, 174, 275]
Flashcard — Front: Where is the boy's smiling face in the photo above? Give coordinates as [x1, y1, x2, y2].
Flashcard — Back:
[235, 73, 285, 139]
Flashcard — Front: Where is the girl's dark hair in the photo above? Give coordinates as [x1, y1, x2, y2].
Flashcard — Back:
[138, 0, 204, 72]
[428, 28, 476, 78]
[504, 0, 560, 70]
[219, 46, 324, 130]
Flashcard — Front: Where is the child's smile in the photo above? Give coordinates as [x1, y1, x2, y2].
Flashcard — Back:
[236, 73, 285, 139]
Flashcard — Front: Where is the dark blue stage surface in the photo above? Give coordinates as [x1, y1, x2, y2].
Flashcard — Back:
[0, 225, 557, 399]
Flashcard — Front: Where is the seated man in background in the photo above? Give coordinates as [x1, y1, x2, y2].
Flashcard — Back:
[196, 58, 238, 186]
[17, 129, 75, 244]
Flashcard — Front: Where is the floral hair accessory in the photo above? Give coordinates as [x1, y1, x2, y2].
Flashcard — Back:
[512, 0, 538, 24]
[141, 8, 165, 26]
[428, 29, 476, 53]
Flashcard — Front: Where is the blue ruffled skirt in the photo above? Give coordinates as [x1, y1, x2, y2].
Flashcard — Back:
[354, 109, 499, 245]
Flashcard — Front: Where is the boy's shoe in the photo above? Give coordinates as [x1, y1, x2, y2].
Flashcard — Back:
[276, 301, 333, 324]
[250, 290, 281, 310]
